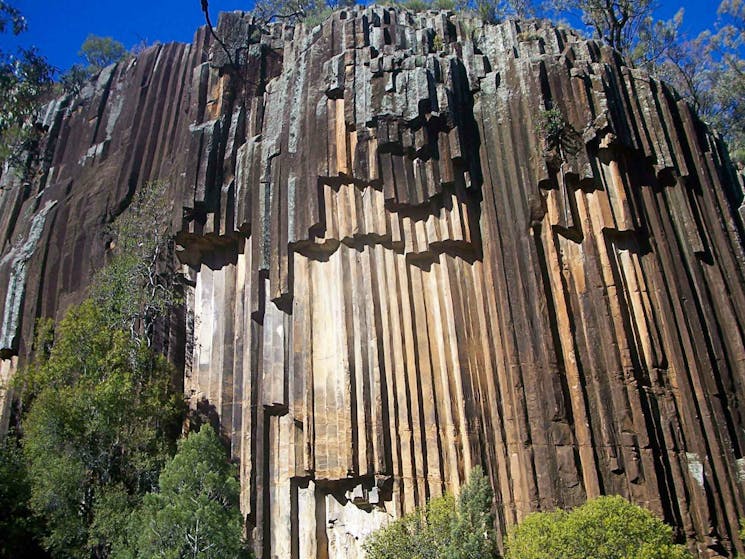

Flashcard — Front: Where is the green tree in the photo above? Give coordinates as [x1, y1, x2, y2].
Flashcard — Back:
[112, 426, 246, 559]
[363, 467, 497, 559]
[699, 0, 745, 162]
[556, 0, 655, 55]
[0, 1, 25, 35]
[0, 2, 54, 164]
[505, 495, 691, 559]
[59, 63, 89, 95]
[20, 300, 183, 558]
[91, 180, 179, 346]
[79, 34, 126, 75]
[0, 431, 47, 558]
[631, 1, 745, 164]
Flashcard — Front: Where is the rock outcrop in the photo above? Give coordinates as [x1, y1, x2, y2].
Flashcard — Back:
[1, 7, 745, 558]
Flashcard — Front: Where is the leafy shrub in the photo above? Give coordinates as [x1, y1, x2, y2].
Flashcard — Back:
[112, 426, 247, 559]
[536, 106, 566, 150]
[20, 300, 183, 557]
[432, 0, 457, 9]
[505, 495, 692, 559]
[363, 467, 497, 559]
[403, 0, 431, 13]
[0, 432, 46, 558]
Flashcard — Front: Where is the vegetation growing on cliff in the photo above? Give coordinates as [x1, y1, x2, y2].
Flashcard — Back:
[363, 467, 498, 559]
[0, 1, 53, 165]
[91, 180, 180, 347]
[112, 426, 246, 559]
[505, 495, 691, 559]
[19, 300, 183, 557]
[61, 35, 128, 95]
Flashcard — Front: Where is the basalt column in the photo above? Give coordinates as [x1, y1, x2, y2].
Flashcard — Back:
[0, 7, 745, 559]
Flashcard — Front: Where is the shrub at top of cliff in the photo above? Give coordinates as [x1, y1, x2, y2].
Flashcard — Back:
[363, 467, 498, 559]
[505, 495, 692, 559]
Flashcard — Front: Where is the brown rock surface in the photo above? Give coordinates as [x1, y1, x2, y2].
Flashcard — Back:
[1, 7, 745, 557]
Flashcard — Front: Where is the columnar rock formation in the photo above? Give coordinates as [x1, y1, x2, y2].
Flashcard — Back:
[1, 6, 745, 558]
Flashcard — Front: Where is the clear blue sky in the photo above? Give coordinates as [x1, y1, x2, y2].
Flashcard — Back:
[0, 1, 724, 73]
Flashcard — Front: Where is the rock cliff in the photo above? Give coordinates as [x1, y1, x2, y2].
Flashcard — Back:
[1, 6, 745, 557]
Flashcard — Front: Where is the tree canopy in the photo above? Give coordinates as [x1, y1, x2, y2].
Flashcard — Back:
[112, 426, 246, 559]
[505, 495, 691, 559]
[9, 178, 184, 558]
[20, 300, 183, 558]
[79, 34, 127, 74]
[363, 467, 498, 559]
[0, 1, 53, 164]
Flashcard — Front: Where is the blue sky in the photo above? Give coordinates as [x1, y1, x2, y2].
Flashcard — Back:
[0, 1, 725, 73]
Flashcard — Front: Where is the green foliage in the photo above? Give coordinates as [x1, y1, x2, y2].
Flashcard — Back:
[444, 0, 534, 24]
[0, 1, 26, 35]
[0, 2, 54, 165]
[79, 34, 127, 75]
[0, 431, 47, 558]
[631, 1, 745, 162]
[20, 299, 183, 558]
[536, 107, 567, 151]
[505, 495, 692, 559]
[363, 467, 497, 559]
[432, 0, 457, 10]
[403, 0, 430, 13]
[304, 5, 335, 28]
[91, 181, 178, 346]
[555, 0, 654, 54]
[701, 0, 745, 159]
[59, 63, 89, 96]
[112, 426, 246, 559]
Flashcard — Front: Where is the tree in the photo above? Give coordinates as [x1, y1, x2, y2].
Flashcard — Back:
[557, 0, 656, 55]
[0, 2, 54, 164]
[630, 1, 745, 164]
[0, 1, 25, 35]
[79, 34, 126, 75]
[16, 182, 183, 557]
[112, 426, 246, 559]
[700, 0, 745, 162]
[0, 431, 47, 558]
[59, 63, 89, 95]
[19, 300, 183, 558]
[91, 180, 179, 346]
[363, 467, 497, 559]
[505, 495, 691, 559]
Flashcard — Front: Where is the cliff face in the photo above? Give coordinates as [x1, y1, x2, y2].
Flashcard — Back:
[1, 6, 745, 557]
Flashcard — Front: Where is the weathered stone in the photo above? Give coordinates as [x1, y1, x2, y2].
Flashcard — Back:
[1, 8, 745, 558]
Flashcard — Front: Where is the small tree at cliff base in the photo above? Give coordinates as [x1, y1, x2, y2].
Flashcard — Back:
[19, 300, 183, 558]
[112, 425, 247, 559]
[505, 495, 691, 559]
[363, 467, 497, 559]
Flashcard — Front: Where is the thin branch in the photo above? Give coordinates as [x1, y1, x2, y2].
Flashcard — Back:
[201, 0, 237, 70]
